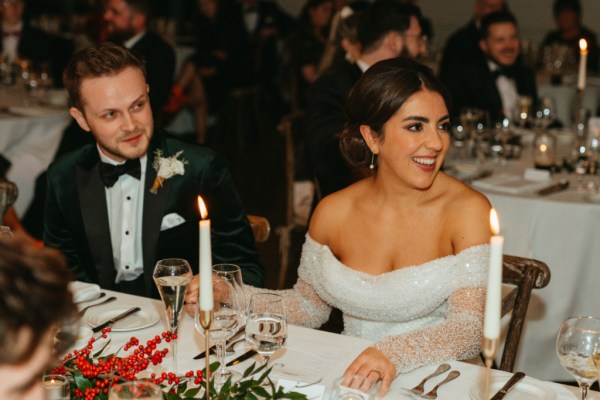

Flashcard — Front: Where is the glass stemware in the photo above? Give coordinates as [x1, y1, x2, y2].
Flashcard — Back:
[108, 381, 163, 400]
[153, 258, 193, 373]
[556, 316, 600, 400]
[195, 264, 245, 388]
[513, 95, 532, 132]
[246, 293, 287, 371]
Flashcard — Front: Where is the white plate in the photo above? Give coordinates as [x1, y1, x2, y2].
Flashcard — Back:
[86, 305, 160, 332]
[469, 376, 556, 400]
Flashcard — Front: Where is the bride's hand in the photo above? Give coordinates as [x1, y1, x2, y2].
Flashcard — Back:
[184, 275, 199, 316]
[343, 347, 396, 397]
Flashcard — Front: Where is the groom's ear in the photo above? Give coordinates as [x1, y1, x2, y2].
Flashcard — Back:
[70, 107, 91, 132]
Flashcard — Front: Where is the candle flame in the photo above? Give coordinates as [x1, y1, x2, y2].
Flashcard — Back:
[197, 196, 208, 219]
[540, 143, 547, 152]
[580, 38, 588, 53]
[51, 379, 55, 384]
[490, 208, 500, 235]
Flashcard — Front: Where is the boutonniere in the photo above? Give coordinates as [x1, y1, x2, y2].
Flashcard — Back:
[150, 149, 188, 194]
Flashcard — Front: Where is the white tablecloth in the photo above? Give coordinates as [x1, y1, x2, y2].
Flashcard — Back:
[71, 287, 586, 399]
[448, 133, 600, 381]
[539, 81, 600, 127]
[0, 86, 70, 214]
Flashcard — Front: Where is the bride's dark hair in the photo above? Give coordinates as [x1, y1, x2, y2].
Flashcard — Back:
[339, 58, 452, 175]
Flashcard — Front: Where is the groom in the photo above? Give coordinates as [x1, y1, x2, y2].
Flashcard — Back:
[44, 43, 264, 297]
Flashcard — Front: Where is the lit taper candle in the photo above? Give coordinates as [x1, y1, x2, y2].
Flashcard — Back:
[578, 38, 588, 91]
[197, 196, 213, 310]
[484, 208, 503, 339]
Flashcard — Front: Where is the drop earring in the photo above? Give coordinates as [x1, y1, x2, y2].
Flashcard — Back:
[369, 153, 375, 169]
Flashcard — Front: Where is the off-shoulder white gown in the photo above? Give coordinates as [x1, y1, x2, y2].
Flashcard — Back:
[247, 234, 490, 373]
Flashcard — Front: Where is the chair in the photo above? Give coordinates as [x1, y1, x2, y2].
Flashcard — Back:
[496, 254, 551, 372]
[248, 215, 271, 243]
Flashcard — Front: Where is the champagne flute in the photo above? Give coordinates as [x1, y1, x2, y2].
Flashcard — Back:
[556, 316, 600, 400]
[246, 293, 287, 370]
[153, 258, 193, 373]
[194, 265, 245, 388]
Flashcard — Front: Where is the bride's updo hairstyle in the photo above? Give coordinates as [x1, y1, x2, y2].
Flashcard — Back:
[340, 58, 452, 174]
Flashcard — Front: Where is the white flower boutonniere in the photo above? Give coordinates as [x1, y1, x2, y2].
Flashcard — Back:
[150, 149, 188, 194]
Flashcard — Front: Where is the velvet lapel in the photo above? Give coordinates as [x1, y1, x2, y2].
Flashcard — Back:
[76, 149, 116, 288]
[141, 133, 169, 295]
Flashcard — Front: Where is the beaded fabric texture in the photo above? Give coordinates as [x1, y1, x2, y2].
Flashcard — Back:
[246, 234, 489, 373]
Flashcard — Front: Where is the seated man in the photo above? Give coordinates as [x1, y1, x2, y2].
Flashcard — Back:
[44, 43, 265, 297]
[443, 11, 537, 124]
[0, 239, 76, 400]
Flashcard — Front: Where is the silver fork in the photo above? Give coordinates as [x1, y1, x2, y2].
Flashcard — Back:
[78, 296, 117, 317]
[420, 370, 460, 399]
[407, 363, 451, 395]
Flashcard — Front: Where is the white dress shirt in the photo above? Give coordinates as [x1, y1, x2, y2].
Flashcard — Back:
[1, 22, 22, 63]
[488, 61, 518, 121]
[98, 148, 147, 283]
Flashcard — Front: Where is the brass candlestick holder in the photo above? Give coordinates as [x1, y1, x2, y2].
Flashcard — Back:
[199, 309, 214, 400]
[481, 337, 499, 400]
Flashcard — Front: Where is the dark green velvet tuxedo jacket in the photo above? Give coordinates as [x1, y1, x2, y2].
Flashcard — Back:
[44, 131, 264, 297]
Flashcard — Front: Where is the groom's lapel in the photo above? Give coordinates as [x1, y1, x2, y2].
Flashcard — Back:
[142, 135, 170, 292]
[76, 150, 116, 287]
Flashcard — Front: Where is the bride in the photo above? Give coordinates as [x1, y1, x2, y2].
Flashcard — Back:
[188, 57, 491, 396]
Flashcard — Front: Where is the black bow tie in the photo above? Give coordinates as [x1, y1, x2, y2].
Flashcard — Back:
[99, 159, 141, 188]
[492, 67, 515, 79]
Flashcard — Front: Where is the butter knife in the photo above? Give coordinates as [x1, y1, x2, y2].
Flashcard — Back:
[226, 350, 257, 367]
[537, 179, 569, 196]
[91, 307, 140, 333]
[490, 372, 525, 400]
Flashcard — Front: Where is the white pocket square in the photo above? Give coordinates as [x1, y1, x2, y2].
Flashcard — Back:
[160, 213, 186, 231]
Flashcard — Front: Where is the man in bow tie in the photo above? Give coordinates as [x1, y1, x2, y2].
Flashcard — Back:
[44, 43, 265, 297]
[443, 11, 537, 124]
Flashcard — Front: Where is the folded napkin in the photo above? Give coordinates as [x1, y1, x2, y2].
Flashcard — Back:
[472, 173, 554, 195]
[69, 281, 101, 303]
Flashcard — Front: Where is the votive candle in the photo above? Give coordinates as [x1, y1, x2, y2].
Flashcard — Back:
[484, 208, 503, 339]
[43, 374, 68, 400]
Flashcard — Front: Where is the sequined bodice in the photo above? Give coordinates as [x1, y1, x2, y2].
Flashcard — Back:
[298, 235, 489, 341]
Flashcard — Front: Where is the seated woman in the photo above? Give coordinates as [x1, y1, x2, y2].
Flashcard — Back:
[188, 57, 491, 396]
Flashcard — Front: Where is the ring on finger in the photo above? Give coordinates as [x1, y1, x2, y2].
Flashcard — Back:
[370, 368, 382, 378]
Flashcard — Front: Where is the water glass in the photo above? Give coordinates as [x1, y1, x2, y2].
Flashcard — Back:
[326, 376, 379, 400]
[108, 381, 162, 399]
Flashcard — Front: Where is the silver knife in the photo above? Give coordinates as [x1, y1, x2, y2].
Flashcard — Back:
[490, 371, 525, 400]
[193, 327, 246, 360]
[537, 179, 569, 196]
[226, 350, 257, 367]
[91, 307, 140, 333]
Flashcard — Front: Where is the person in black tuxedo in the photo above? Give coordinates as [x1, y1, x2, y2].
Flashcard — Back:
[44, 43, 264, 297]
[0, 0, 72, 86]
[439, 0, 506, 89]
[443, 11, 537, 124]
[306, 1, 425, 200]
[103, 0, 175, 119]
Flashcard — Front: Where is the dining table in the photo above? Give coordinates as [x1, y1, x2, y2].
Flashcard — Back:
[0, 84, 70, 215]
[446, 128, 600, 382]
[69, 284, 588, 399]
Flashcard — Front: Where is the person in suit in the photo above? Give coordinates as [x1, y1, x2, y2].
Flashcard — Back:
[443, 11, 537, 124]
[439, 0, 506, 89]
[306, 1, 425, 201]
[0, 239, 76, 400]
[0, 0, 72, 86]
[44, 43, 264, 298]
[103, 0, 175, 119]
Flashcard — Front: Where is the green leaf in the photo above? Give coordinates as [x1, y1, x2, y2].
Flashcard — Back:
[73, 371, 93, 390]
[93, 338, 112, 358]
[183, 387, 201, 397]
[251, 385, 271, 398]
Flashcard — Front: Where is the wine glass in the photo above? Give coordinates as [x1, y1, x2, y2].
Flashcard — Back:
[513, 96, 532, 132]
[153, 258, 193, 373]
[108, 381, 163, 400]
[246, 293, 287, 370]
[534, 96, 556, 130]
[556, 316, 600, 400]
[194, 265, 245, 388]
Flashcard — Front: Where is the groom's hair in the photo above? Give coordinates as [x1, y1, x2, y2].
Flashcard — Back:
[63, 42, 147, 111]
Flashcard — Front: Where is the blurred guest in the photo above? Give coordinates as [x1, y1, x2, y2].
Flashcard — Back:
[286, 0, 334, 110]
[444, 11, 537, 124]
[439, 0, 506, 85]
[0, 0, 72, 86]
[539, 0, 598, 75]
[0, 239, 76, 400]
[306, 1, 425, 200]
[103, 0, 175, 118]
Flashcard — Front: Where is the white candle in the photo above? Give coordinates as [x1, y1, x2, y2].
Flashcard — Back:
[198, 196, 213, 310]
[43, 375, 68, 400]
[484, 208, 504, 339]
[578, 38, 588, 90]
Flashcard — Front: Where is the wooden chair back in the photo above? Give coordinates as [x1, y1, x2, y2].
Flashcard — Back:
[498, 254, 551, 372]
[248, 215, 271, 243]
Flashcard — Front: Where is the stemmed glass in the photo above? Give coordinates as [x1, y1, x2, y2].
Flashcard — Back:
[513, 96, 532, 132]
[153, 258, 193, 373]
[195, 264, 245, 388]
[534, 96, 556, 130]
[246, 293, 287, 370]
[556, 316, 600, 400]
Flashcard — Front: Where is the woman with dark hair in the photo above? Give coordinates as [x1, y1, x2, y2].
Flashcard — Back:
[189, 58, 491, 396]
